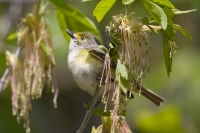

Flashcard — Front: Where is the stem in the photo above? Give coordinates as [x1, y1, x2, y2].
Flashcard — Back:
[0, 46, 22, 92]
[141, 25, 162, 31]
[0, 68, 9, 91]
[76, 84, 101, 133]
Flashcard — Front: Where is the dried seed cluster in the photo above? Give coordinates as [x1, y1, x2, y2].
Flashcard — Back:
[5, 2, 58, 133]
[98, 14, 151, 133]
[106, 14, 150, 85]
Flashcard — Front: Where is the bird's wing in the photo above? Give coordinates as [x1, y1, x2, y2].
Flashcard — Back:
[86, 47, 106, 62]
[86, 47, 116, 69]
[86, 47, 116, 81]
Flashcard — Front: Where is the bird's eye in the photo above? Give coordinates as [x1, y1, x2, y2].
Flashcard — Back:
[80, 37, 85, 41]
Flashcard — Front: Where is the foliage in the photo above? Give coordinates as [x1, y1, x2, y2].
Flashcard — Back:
[48, 0, 102, 43]
[93, 0, 116, 22]
[93, 0, 196, 78]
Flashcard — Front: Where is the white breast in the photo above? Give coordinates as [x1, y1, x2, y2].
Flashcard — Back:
[68, 49, 104, 97]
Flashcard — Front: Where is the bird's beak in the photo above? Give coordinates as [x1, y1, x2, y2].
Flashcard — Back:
[66, 29, 75, 39]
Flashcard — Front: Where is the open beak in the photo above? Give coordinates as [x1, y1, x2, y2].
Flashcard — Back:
[66, 29, 75, 39]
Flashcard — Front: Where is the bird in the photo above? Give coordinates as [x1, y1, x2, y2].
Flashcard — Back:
[66, 29, 164, 106]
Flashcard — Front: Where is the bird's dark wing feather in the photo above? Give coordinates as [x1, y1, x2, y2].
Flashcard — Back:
[87, 47, 116, 68]
[87, 47, 106, 62]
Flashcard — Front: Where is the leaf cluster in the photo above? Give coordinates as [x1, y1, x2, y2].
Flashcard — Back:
[92, 0, 196, 77]
[48, 0, 102, 43]
[49, 0, 196, 77]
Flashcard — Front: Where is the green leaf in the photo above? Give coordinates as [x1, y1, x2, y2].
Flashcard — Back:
[161, 25, 176, 78]
[108, 42, 118, 59]
[162, 25, 176, 40]
[162, 7, 174, 21]
[98, 45, 108, 53]
[56, 9, 70, 43]
[7, 33, 17, 40]
[120, 75, 129, 93]
[116, 60, 129, 80]
[83, 103, 111, 116]
[40, 42, 52, 56]
[163, 35, 172, 78]
[172, 9, 197, 15]
[142, 0, 168, 30]
[116, 60, 129, 93]
[93, 0, 116, 22]
[142, 17, 149, 25]
[48, 0, 102, 43]
[171, 24, 193, 41]
[122, 0, 135, 5]
[142, 17, 158, 35]
[150, 0, 175, 8]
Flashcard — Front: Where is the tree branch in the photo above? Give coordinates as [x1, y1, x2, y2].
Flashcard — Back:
[76, 84, 101, 133]
[141, 25, 162, 31]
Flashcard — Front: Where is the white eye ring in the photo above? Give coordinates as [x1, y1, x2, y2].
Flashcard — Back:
[80, 37, 85, 41]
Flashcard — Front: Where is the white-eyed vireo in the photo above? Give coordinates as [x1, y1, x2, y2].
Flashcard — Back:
[66, 29, 164, 106]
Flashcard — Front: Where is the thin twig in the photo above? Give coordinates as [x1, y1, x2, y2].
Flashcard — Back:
[0, 46, 22, 92]
[76, 84, 101, 133]
[0, 68, 9, 91]
[141, 25, 162, 31]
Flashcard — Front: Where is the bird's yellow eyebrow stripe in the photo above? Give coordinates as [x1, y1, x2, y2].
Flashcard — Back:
[74, 33, 79, 38]
[73, 33, 87, 45]
[74, 33, 84, 39]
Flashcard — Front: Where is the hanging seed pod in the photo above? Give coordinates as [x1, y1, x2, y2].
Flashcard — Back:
[103, 13, 151, 133]
[4, 1, 58, 132]
[106, 14, 150, 92]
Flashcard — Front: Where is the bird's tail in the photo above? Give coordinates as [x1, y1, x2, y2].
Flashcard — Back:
[134, 80, 165, 106]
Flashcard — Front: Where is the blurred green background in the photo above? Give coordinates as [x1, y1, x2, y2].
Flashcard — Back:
[0, 0, 199, 133]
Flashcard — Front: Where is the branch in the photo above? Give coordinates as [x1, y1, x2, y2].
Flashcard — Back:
[76, 84, 102, 133]
[141, 25, 162, 31]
